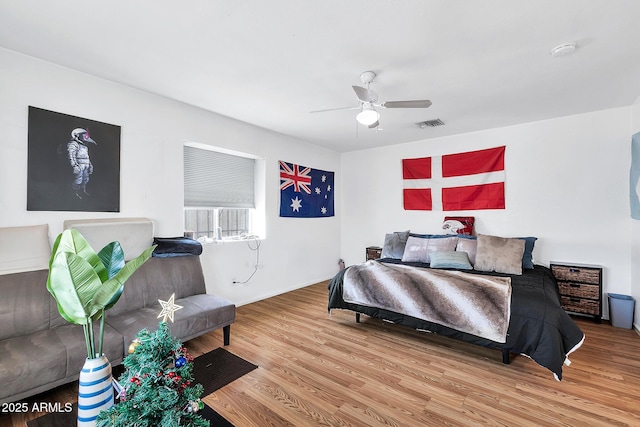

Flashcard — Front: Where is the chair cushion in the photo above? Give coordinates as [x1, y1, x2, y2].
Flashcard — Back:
[0, 269, 50, 341]
[106, 294, 235, 356]
[0, 330, 67, 401]
[109, 256, 207, 316]
[53, 323, 124, 377]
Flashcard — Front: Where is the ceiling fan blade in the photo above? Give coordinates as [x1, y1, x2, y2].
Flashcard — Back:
[380, 100, 432, 109]
[352, 85, 370, 102]
[310, 105, 359, 113]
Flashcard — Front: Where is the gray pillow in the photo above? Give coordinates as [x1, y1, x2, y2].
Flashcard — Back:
[381, 230, 410, 259]
[474, 234, 525, 275]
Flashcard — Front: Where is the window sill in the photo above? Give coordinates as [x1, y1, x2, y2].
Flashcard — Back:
[197, 235, 263, 245]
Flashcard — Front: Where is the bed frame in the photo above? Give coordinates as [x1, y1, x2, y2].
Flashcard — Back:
[328, 259, 585, 380]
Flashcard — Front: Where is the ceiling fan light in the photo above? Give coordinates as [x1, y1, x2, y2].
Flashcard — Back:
[356, 104, 380, 126]
[550, 42, 576, 57]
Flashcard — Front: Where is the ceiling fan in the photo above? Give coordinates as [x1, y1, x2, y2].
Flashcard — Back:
[311, 71, 432, 129]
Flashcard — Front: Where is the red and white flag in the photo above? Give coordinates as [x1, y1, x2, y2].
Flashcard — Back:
[402, 146, 505, 211]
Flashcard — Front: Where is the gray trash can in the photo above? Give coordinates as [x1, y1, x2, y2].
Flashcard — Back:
[608, 293, 635, 329]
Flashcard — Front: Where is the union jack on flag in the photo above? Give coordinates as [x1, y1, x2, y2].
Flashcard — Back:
[279, 160, 334, 218]
[280, 161, 312, 194]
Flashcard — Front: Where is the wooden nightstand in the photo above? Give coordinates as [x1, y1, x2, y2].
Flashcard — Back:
[365, 246, 382, 261]
[550, 262, 602, 323]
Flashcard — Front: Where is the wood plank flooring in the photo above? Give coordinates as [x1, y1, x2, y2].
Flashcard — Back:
[3, 280, 640, 426]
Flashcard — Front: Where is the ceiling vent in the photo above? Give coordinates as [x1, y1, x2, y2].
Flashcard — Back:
[416, 119, 445, 128]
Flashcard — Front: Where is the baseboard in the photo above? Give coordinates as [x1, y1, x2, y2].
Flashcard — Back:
[235, 276, 332, 307]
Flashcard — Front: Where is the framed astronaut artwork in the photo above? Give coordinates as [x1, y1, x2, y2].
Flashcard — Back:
[27, 106, 121, 212]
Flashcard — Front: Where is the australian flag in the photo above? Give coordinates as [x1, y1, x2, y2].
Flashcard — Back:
[279, 160, 334, 218]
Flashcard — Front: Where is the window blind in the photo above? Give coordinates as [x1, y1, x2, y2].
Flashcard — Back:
[184, 146, 255, 208]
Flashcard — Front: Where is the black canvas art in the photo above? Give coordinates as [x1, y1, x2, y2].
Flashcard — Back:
[27, 106, 121, 212]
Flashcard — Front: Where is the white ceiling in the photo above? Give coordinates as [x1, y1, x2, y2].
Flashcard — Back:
[1, 1, 639, 152]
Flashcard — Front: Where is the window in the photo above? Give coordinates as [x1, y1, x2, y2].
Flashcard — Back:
[184, 208, 251, 240]
[184, 144, 259, 240]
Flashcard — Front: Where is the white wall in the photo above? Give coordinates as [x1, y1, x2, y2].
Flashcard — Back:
[2, 46, 638, 323]
[0, 48, 341, 305]
[340, 107, 633, 320]
[630, 97, 640, 331]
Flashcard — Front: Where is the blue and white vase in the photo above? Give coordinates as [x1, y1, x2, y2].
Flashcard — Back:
[77, 355, 113, 427]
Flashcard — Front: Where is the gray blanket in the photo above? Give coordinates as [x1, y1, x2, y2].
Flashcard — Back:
[343, 260, 512, 343]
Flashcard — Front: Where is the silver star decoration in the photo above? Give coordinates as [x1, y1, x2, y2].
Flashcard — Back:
[157, 293, 183, 323]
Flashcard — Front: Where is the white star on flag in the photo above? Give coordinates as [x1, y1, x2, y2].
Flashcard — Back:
[157, 293, 183, 323]
[290, 196, 302, 212]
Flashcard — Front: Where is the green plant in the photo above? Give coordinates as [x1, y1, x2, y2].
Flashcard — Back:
[47, 229, 155, 359]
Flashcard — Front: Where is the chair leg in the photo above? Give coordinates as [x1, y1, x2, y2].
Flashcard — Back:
[223, 325, 230, 346]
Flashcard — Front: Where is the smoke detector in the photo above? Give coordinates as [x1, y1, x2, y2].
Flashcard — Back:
[550, 42, 576, 57]
[416, 119, 445, 128]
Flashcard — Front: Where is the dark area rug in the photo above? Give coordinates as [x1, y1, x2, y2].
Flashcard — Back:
[27, 348, 257, 427]
[192, 347, 258, 397]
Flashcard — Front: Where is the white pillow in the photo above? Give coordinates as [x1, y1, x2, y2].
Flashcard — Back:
[456, 237, 477, 265]
[401, 236, 458, 263]
[0, 224, 51, 275]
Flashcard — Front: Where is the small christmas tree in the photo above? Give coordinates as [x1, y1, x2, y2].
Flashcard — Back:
[96, 322, 208, 427]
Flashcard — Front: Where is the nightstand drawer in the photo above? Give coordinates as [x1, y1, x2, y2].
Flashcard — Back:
[550, 264, 601, 284]
[366, 246, 382, 261]
[551, 262, 603, 322]
[558, 282, 600, 300]
[561, 296, 600, 315]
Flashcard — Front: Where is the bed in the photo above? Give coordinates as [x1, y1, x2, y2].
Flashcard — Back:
[328, 232, 585, 380]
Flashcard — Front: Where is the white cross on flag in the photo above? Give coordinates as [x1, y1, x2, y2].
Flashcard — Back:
[402, 146, 505, 211]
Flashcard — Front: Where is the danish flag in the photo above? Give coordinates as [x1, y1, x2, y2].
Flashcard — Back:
[402, 146, 505, 211]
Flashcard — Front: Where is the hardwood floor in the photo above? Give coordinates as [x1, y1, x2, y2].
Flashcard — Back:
[3, 280, 640, 426]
